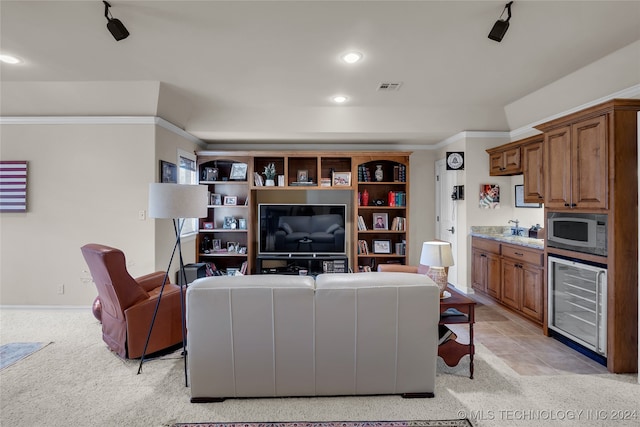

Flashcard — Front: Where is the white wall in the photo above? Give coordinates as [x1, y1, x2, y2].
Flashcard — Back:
[0, 121, 200, 306]
[434, 135, 545, 292]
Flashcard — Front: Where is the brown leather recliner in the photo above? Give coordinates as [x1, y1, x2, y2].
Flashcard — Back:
[377, 264, 429, 274]
[81, 243, 185, 359]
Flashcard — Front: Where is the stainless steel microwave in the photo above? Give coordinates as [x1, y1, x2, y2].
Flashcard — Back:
[547, 212, 607, 257]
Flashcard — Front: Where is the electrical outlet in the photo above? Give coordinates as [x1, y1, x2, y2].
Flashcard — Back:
[57, 284, 65, 295]
[138, 210, 146, 220]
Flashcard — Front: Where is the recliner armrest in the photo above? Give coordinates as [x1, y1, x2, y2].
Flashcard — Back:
[136, 271, 170, 292]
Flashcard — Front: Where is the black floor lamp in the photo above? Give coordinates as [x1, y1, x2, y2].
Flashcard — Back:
[137, 183, 208, 386]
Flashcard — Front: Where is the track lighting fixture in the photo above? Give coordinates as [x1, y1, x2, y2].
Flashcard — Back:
[103, 1, 129, 41]
[488, 1, 513, 42]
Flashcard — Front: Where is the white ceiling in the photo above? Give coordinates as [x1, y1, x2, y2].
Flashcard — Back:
[1, 0, 640, 147]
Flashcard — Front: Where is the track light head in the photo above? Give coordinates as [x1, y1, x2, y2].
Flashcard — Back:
[488, 1, 513, 42]
[103, 1, 129, 41]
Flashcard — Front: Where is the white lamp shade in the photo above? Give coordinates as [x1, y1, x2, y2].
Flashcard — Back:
[148, 183, 208, 219]
[420, 241, 454, 267]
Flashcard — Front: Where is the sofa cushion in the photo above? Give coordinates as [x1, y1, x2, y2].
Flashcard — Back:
[190, 274, 315, 289]
[315, 271, 437, 289]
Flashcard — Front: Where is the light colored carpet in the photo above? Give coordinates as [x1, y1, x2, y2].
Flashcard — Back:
[1, 308, 638, 427]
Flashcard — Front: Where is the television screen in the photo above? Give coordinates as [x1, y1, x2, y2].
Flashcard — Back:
[258, 204, 347, 255]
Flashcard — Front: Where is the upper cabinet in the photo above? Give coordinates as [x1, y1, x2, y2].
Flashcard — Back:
[542, 115, 608, 209]
[521, 136, 545, 203]
[487, 142, 521, 175]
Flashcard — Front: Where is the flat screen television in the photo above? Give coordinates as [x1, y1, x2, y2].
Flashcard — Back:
[258, 204, 347, 255]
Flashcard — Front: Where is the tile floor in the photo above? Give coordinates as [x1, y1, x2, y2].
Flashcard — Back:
[445, 291, 608, 376]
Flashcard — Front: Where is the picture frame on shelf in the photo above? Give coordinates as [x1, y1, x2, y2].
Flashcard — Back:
[238, 218, 247, 229]
[229, 163, 248, 180]
[223, 195, 238, 205]
[227, 242, 239, 253]
[212, 239, 221, 251]
[202, 222, 214, 230]
[210, 193, 222, 205]
[514, 184, 542, 208]
[203, 166, 219, 182]
[332, 171, 351, 187]
[223, 216, 237, 229]
[372, 212, 389, 230]
[372, 239, 392, 254]
[160, 160, 177, 183]
[227, 268, 238, 276]
[238, 246, 247, 254]
[297, 169, 308, 183]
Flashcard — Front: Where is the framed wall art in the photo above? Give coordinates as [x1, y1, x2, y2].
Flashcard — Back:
[515, 185, 542, 208]
[160, 160, 177, 183]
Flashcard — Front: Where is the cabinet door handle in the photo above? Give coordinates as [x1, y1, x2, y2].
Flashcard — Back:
[564, 203, 570, 207]
[514, 252, 524, 256]
[571, 203, 577, 207]
[480, 254, 487, 258]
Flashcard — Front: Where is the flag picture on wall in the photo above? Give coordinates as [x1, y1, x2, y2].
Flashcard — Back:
[0, 161, 28, 212]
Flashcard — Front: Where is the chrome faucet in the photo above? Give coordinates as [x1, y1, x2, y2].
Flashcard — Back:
[508, 219, 520, 235]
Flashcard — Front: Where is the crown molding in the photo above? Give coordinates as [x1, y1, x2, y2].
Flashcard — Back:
[0, 116, 207, 147]
[508, 83, 640, 141]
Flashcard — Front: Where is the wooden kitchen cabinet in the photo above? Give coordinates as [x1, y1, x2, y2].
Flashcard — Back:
[471, 237, 501, 299]
[536, 99, 640, 373]
[472, 237, 544, 325]
[544, 115, 608, 209]
[521, 136, 544, 203]
[500, 244, 544, 323]
[487, 143, 521, 175]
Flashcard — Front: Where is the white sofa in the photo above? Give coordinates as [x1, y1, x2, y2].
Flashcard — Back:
[186, 272, 440, 402]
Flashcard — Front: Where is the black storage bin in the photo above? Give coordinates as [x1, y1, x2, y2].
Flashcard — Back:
[177, 263, 207, 286]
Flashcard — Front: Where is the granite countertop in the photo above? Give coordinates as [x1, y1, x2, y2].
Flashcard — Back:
[470, 226, 544, 250]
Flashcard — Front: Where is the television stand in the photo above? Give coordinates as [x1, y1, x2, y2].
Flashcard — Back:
[257, 254, 348, 276]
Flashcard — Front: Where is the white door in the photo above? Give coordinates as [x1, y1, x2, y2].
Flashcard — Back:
[435, 159, 458, 286]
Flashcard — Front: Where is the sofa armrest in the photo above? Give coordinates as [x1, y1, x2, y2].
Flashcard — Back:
[124, 283, 185, 358]
[136, 271, 170, 292]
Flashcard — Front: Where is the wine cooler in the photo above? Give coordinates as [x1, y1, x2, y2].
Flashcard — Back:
[548, 256, 607, 356]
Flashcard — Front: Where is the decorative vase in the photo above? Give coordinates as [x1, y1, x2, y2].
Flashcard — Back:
[362, 189, 369, 206]
[375, 165, 384, 182]
[266, 179, 275, 187]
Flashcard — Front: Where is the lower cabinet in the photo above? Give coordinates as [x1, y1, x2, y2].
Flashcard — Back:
[471, 240, 501, 299]
[472, 237, 544, 325]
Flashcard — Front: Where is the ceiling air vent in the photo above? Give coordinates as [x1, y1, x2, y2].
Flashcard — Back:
[377, 82, 402, 91]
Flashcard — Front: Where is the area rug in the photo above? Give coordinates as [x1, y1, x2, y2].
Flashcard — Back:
[172, 421, 473, 427]
[0, 342, 50, 370]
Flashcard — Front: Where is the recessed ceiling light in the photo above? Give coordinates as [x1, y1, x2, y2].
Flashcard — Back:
[332, 95, 348, 104]
[0, 54, 21, 64]
[341, 51, 363, 64]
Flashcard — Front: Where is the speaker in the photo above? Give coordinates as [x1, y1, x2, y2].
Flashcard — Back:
[488, 20, 509, 42]
[107, 18, 129, 41]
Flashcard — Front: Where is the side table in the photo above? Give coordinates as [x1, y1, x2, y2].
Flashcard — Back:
[439, 286, 476, 379]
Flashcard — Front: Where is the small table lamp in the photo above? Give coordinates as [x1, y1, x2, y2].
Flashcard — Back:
[420, 241, 454, 297]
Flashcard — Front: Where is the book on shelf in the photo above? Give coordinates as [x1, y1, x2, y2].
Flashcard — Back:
[357, 215, 367, 231]
[358, 165, 371, 182]
[253, 172, 264, 186]
[390, 216, 406, 231]
[239, 260, 248, 275]
[358, 239, 369, 255]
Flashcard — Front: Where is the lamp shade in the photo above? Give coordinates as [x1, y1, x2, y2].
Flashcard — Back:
[148, 183, 208, 219]
[420, 241, 454, 267]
